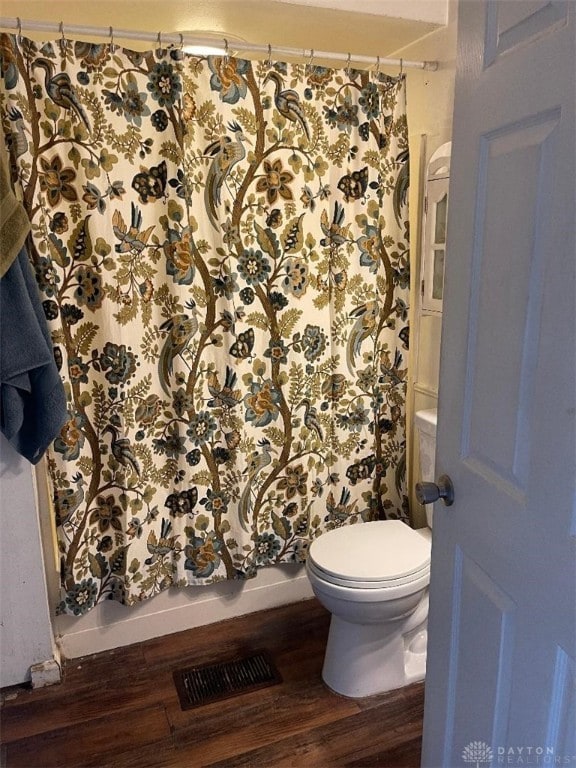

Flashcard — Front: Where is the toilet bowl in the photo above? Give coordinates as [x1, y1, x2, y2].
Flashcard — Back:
[307, 408, 438, 699]
[306, 519, 431, 698]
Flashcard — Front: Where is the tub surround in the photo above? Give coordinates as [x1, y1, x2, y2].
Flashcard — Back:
[55, 564, 313, 659]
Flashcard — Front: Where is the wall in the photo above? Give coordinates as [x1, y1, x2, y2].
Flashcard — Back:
[401, 2, 458, 527]
[0, 438, 58, 685]
[0, 0, 443, 62]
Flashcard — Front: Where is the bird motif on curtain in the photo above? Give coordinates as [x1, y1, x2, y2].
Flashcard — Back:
[54, 473, 85, 527]
[239, 439, 273, 531]
[158, 306, 198, 396]
[6, 107, 28, 157]
[112, 203, 155, 254]
[204, 122, 249, 230]
[264, 70, 310, 142]
[207, 365, 242, 410]
[393, 148, 410, 225]
[346, 300, 379, 373]
[299, 399, 323, 441]
[103, 424, 141, 477]
[145, 518, 178, 565]
[32, 58, 91, 132]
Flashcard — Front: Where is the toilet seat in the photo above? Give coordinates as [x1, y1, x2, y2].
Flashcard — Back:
[308, 520, 431, 590]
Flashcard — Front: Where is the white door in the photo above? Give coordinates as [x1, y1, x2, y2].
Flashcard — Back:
[421, 1, 575, 764]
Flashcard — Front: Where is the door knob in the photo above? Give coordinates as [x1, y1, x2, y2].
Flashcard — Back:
[415, 475, 455, 507]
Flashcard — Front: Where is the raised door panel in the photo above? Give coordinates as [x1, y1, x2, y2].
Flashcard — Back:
[484, 0, 568, 65]
[463, 111, 560, 498]
[445, 549, 516, 758]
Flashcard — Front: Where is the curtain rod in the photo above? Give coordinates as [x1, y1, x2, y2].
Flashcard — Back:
[0, 16, 438, 72]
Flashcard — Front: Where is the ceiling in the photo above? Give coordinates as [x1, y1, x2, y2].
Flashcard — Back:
[0, 0, 446, 62]
[274, 0, 448, 25]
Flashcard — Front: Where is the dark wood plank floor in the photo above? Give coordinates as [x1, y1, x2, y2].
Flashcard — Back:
[0, 599, 424, 768]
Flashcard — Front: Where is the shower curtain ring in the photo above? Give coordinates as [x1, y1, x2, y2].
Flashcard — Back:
[399, 58, 404, 78]
[109, 26, 117, 53]
[16, 16, 23, 48]
[346, 52, 351, 77]
[375, 55, 380, 78]
[179, 33, 184, 51]
[267, 43, 272, 68]
[307, 48, 314, 74]
[223, 38, 229, 63]
[157, 31, 163, 51]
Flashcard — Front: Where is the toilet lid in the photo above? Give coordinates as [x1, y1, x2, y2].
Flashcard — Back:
[308, 520, 431, 584]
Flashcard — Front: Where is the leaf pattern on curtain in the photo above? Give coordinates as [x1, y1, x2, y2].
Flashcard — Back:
[0, 35, 410, 614]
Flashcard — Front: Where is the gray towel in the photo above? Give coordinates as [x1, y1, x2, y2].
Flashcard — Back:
[0, 246, 68, 463]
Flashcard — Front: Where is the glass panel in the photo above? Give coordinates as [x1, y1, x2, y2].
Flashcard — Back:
[434, 193, 448, 244]
[433, 248, 445, 300]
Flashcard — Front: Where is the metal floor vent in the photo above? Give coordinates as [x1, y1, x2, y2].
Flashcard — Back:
[173, 650, 282, 710]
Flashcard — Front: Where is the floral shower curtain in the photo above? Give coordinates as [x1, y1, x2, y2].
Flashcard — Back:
[0, 34, 410, 615]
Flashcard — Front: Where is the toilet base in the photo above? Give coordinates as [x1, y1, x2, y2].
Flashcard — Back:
[321, 615, 427, 698]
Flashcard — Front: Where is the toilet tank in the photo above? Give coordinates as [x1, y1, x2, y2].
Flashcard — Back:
[415, 409, 437, 527]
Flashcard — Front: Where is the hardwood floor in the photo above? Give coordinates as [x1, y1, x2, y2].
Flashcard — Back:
[0, 599, 424, 768]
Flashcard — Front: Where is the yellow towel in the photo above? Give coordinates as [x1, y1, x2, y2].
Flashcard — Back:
[0, 140, 30, 277]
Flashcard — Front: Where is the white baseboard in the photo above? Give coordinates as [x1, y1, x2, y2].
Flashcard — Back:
[55, 564, 314, 659]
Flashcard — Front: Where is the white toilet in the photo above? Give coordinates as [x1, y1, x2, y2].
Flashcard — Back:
[306, 408, 438, 698]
